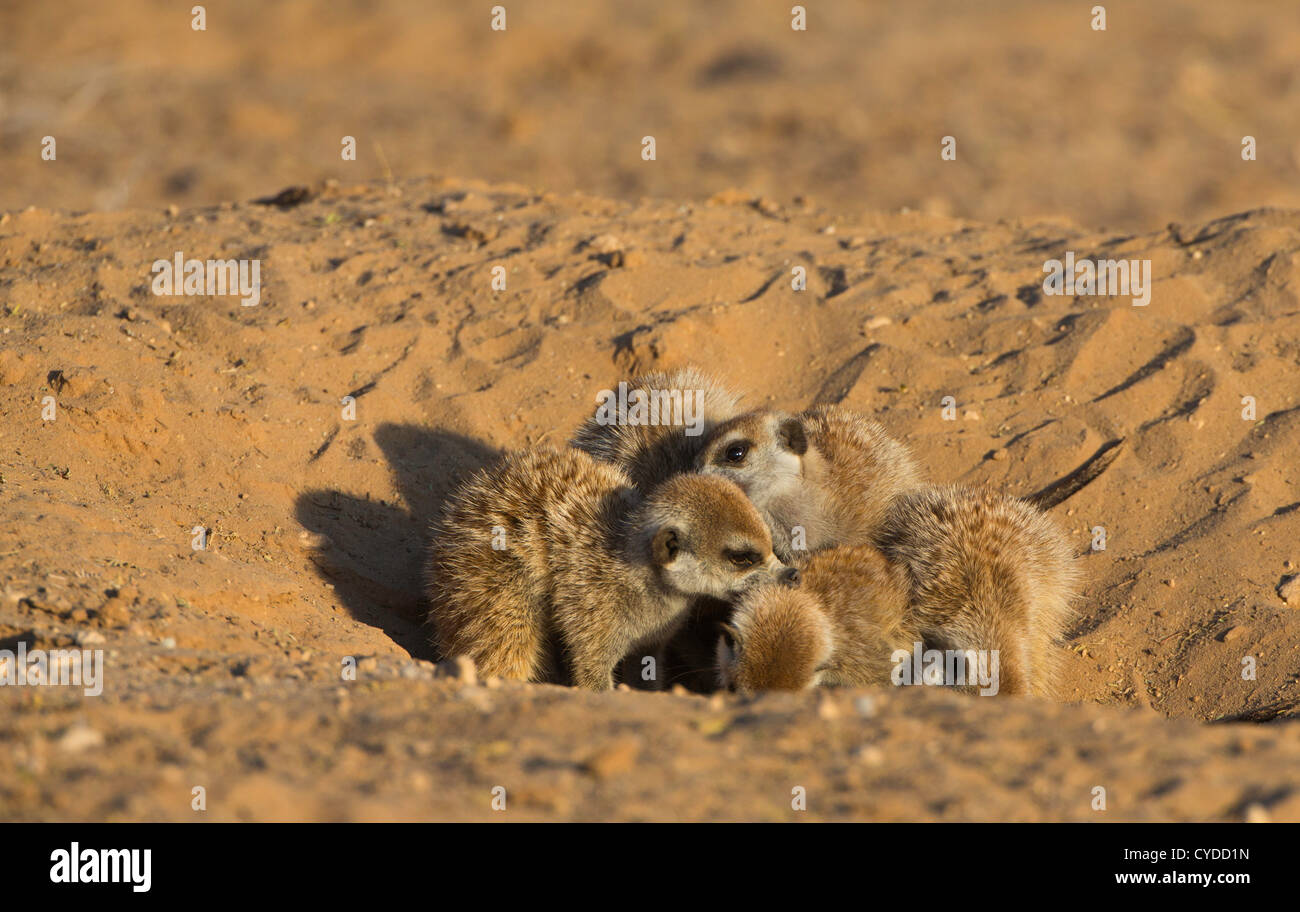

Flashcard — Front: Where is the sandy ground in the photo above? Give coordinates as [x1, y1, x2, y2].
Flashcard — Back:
[5, 0, 1300, 231]
[1, 175, 1298, 821]
[2, 0, 1299, 822]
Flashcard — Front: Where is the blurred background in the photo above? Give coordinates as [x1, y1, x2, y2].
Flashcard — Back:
[3, 0, 1299, 230]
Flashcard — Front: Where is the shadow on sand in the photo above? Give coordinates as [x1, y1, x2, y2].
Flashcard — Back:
[294, 423, 499, 660]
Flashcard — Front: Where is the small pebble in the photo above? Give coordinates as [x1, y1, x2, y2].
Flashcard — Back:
[1245, 804, 1271, 823]
[856, 746, 885, 767]
[296, 530, 333, 551]
[584, 737, 641, 779]
[440, 654, 477, 685]
[817, 693, 840, 720]
[1277, 574, 1300, 605]
[57, 725, 104, 754]
[455, 686, 493, 712]
[355, 655, 379, 675]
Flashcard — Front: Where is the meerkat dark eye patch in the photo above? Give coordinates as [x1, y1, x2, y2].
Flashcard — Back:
[719, 440, 750, 464]
[777, 418, 807, 455]
[723, 547, 761, 568]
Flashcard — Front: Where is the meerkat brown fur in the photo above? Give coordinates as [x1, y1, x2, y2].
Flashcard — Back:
[700, 404, 1077, 696]
[571, 365, 745, 492]
[717, 545, 919, 693]
[427, 446, 799, 690]
[571, 365, 746, 690]
[879, 485, 1078, 698]
[696, 403, 923, 561]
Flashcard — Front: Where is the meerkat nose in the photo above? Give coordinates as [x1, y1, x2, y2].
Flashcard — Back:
[781, 566, 801, 587]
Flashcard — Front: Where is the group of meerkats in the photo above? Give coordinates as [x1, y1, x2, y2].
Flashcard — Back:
[427, 366, 1080, 698]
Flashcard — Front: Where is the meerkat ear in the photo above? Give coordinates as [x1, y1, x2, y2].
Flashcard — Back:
[777, 417, 808, 455]
[651, 527, 680, 566]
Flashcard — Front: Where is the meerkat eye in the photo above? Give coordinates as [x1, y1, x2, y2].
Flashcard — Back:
[723, 441, 750, 464]
[723, 548, 761, 568]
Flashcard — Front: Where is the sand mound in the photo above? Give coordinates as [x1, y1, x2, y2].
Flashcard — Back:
[1, 177, 1298, 821]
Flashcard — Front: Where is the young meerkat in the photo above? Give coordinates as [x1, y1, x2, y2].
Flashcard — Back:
[716, 545, 919, 693]
[877, 484, 1078, 698]
[717, 489, 1077, 698]
[695, 404, 924, 561]
[571, 364, 747, 690]
[570, 365, 745, 492]
[700, 403, 1077, 696]
[427, 446, 799, 690]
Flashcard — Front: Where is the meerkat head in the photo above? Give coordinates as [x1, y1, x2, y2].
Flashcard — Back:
[636, 474, 800, 600]
[694, 411, 809, 512]
[716, 587, 834, 692]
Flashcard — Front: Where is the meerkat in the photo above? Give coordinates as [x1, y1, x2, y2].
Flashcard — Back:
[571, 364, 747, 689]
[427, 446, 799, 690]
[717, 490, 1077, 698]
[877, 485, 1079, 698]
[570, 365, 745, 492]
[716, 545, 918, 693]
[697, 403, 1080, 697]
[695, 404, 924, 562]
